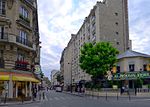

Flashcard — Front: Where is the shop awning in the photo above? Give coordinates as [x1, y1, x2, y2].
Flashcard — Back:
[12, 76, 40, 83]
[0, 75, 9, 81]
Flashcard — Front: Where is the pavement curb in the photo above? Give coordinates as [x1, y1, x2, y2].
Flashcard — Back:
[0, 100, 40, 106]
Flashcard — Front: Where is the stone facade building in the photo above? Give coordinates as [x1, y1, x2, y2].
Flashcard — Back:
[0, 0, 41, 99]
[60, 0, 130, 88]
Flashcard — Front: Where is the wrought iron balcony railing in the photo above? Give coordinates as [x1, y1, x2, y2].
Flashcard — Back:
[16, 36, 32, 48]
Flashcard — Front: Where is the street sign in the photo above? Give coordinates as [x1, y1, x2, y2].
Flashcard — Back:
[113, 71, 150, 80]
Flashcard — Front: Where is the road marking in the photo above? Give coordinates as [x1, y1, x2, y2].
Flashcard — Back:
[132, 99, 150, 102]
[54, 97, 59, 100]
[59, 97, 65, 100]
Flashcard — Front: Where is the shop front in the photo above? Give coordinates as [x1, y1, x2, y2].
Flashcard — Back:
[0, 72, 40, 99]
[113, 71, 150, 89]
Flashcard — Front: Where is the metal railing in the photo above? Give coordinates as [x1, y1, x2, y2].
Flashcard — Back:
[19, 14, 30, 27]
[25, 0, 34, 4]
[16, 36, 32, 48]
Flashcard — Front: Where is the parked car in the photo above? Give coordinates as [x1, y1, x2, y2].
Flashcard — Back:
[55, 86, 62, 92]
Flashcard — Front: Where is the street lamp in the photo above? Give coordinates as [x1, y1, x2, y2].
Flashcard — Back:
[68, 62, 72, 93]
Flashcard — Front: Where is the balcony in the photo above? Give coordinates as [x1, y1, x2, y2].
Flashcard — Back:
[16, 14, 32, 30]
[0, 58, 4, 68]
[25, 0, 34, 4]
[16, 36, 32, 48]
[15, 60, 30, 71]
[0, 32, 34, 50]
[21, 0, 34, 8]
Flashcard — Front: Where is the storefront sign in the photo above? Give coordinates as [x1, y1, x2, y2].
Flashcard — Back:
[113, 72, 150, 80]
[34, 65, 41, 74]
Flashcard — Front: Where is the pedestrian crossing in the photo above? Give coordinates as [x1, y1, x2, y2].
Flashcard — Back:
[43, 95, 81, 102]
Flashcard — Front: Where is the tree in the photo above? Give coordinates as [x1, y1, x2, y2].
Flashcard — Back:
[56, 74, 63, 83]
[79, 42, 119, 80]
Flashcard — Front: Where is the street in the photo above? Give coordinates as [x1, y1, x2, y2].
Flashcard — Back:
[4, 90, 150, 107]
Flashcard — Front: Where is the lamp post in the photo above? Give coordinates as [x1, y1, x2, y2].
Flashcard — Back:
[68, 62, 72, 93]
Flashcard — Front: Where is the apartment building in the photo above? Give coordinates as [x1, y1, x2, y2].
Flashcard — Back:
[0, 0, 41, 99]
[61, 0, 130, 88]
[51, 70, 59, 87]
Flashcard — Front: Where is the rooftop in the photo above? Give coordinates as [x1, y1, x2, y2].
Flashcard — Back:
[117, 50, 150, 59]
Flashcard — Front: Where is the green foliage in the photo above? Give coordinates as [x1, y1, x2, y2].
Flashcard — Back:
[79, 42, 119, 79]
[135, 79, 143, 88]
[56, 74, 63, 83]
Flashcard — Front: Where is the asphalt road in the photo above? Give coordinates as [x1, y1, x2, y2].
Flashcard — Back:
[6, 91, 150, 107]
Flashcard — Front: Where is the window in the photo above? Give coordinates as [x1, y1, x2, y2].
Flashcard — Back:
[20, 6, 29, 19]
[116, 42, 120, 45]
[115, 22, 118, 26]
[0, 0, 5, 15]
[129, 64, 135, 72]
[19, 30, 27, 45]
[0, 26, 4, 39]
[117, 66, 120, 73]
[143, 64, 147, 71]
[115, 12, 118, 16]
[0, 50, 4, 68]
[116, 32, 119, 35]
[0, 50, 3, 58]
[17, 53, 25, 61]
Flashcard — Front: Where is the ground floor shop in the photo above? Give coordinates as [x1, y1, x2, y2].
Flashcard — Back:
[0, 72, 40, 99]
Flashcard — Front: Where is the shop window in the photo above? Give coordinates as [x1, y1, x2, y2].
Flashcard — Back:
[143, 64, 147, 71]
[117, 66, 120, 73]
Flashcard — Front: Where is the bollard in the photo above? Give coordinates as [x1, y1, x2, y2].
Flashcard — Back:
[43, 92, 45, 100]
[117, 89, 119, 100]
[39, 92, 41, 100]
[22, 94, 24, 103]
[105, 91, 107, 101]
[4, 93, 7, 104]
[128, 91, 131, 101]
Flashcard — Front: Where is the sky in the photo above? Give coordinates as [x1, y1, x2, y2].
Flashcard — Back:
[37, 0, 150, 78]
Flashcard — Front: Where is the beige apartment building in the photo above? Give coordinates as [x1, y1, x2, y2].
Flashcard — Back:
[50, 70, 60, 87]
[60, 0, 130, 89]
[0, 0, 41, 99]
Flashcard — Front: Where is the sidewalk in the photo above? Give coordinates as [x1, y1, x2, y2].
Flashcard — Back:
[63, 91, 150, 98]
[0, 100, 39, 106]
[0, 91, 46, 106]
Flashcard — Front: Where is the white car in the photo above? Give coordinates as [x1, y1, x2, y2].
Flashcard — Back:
[55, 86, 62, 92]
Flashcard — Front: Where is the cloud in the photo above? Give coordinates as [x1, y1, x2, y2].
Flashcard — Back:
[37, 0, 100, 78]
[128, 0, 150, 54]
[37, 0, 150, 78]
